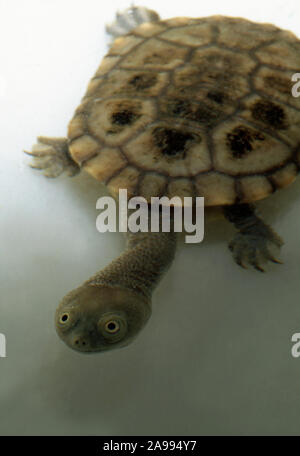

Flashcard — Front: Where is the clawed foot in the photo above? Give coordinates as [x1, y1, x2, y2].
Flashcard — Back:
[25, 136, 80, 178]
[229, 222, 284, 272]
[106, 6, 160, 39]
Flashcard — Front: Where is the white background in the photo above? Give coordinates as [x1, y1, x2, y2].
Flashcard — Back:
[1, 0, 300, 436]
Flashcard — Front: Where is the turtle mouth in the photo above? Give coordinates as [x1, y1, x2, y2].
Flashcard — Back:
[62, 329, 136, 353]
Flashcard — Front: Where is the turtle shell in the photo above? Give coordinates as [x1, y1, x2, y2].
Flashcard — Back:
[68, 15, 300, 206]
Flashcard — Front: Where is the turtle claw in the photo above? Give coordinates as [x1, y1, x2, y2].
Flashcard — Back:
[228, 223, 284, 272]
[28, 156, 64, 178]
[270, 258, 283, 265]
[25, 137, 79, 178]
[106, 6, 160, 39]
[263, 249, 283, 265]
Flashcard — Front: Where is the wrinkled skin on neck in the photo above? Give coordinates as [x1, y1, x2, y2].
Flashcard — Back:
[55, 219, 177, 353]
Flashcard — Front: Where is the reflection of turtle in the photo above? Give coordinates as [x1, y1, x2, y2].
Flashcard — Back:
[27, 6, 300, 353]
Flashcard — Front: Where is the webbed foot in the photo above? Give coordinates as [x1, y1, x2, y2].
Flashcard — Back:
[224, 204, 284, 272]
[228, 223, 283, 272]
[25, 136, 80, 178]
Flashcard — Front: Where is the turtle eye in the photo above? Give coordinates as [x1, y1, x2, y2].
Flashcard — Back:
[59, 313, 70, 324]
[104, 320, 120, 334]
[98, 312, 128, 343]
[57, 311, 77, 333]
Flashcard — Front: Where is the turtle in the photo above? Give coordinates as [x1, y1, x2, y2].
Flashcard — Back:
[26, 6, 300, 353]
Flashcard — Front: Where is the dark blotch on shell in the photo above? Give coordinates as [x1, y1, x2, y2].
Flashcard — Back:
[111, 109, 137, 126]
[153, 127, 198, 157]
[128, 73, 157, 90]
[251, 99, 287, 129]
[207, 90, 224, 104]
[168, 99, 221, 128]
[227, 125, 265, 158]
[192, 104, 221, 127]
[169, 99, 190, 116]
[263, 75, 291, 95]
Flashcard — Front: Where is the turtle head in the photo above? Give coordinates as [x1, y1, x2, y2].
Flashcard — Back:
[55, 284, 151, 353]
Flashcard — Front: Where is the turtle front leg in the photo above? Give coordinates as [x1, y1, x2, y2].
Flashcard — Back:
[55, 227, 177, 353]
[223, 204, 283, 272]
[25, 136, 80, 178]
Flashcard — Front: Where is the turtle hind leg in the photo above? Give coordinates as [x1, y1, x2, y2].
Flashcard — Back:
[106, 6, 160, 39]
[25, 136, 80, 178]
[223, 204, 284, 272]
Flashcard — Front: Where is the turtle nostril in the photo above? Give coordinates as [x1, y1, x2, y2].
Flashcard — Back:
[73, 338, 87, 348]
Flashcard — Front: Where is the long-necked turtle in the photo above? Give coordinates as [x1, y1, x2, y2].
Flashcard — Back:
[26, 6, 300, 353]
